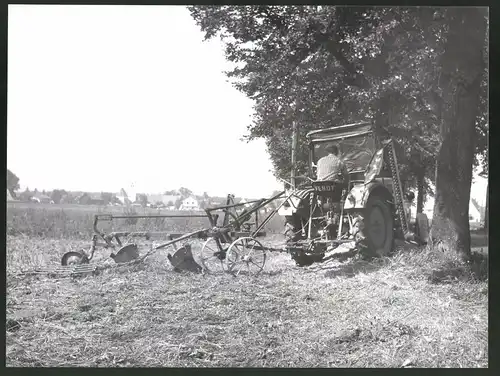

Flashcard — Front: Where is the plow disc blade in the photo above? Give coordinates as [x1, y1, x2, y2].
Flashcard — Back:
[61, 251, 89, 266]
[167, 244, 202, 273]
[111, 244, 140, 264]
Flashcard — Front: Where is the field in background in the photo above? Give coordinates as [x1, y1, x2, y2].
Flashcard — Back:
[6, 203, 488, 367]
[6, 202, 286, 239]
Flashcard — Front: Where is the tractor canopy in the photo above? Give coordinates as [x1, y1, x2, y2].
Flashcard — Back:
[307, 121, 377, 174]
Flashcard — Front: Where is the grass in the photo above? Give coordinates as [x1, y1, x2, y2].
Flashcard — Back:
[6, 238, 488, 367]
[6, 205, 488, 368]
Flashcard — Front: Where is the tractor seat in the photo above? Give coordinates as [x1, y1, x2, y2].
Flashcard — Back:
[311, 179, 347, 202]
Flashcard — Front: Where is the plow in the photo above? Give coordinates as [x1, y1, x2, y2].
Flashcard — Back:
[56, 191, 292, 277]
[22, 121, 431, 278]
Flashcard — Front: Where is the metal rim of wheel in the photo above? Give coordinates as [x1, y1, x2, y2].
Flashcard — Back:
[200, 238, 227, 274]
[226, 237, 267, 276]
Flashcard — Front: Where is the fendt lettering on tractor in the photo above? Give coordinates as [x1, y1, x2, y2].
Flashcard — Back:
[279, 121, 429, 267]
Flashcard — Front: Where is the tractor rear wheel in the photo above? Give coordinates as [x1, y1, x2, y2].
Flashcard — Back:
[353, 195, 394, 258]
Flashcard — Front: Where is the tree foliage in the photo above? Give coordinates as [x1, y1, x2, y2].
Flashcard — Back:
[50, 189, 68, 204]
[100, 192, 114, 205]
[189, 6, 487, 185]
[137, 193, 149, 207]
[179, 187, 193, 199]
[174, 198, 183, 210]
[164, 190, 178, 195]
[7, 169, 20, 196]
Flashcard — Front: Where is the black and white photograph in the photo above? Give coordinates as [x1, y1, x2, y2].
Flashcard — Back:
[6, 4, 488, 368]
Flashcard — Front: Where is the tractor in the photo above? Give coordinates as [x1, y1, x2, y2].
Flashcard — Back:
[279, 121, 429, 267]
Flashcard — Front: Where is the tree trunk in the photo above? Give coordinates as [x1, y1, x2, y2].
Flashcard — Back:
[484, 180, 488, 230]
[291, 120, 298, 188]
[416, 167, 425, 214]
[429, 8, 487, 260]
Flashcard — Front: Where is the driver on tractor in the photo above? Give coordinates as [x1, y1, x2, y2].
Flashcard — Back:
[316, 143, 350, 186]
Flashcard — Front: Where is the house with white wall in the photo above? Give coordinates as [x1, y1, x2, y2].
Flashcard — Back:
[147, 194, 181, 207]
[469, 200, 483, 222]
[409, 194, 485, 224]
[407, 169, 487, 224]
[180, 196, 200, 211]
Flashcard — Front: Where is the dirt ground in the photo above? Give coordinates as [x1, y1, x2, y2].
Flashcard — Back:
[6, 235, 488, 368]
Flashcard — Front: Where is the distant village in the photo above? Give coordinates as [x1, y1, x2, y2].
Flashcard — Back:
[6, 187, 278, 212]
[6, 179, 484, 223]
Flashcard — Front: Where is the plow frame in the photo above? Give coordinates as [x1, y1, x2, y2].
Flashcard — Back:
[63, 190, 291, 271]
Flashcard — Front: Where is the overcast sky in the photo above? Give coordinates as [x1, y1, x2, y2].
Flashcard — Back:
[7, 5, 487, 205]
[8, 5, 282, 198]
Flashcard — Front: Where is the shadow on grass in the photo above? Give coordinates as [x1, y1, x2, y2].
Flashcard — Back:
[428, 250, 488, 283]
[323, 258, 386, 279]
[218, 269, 286, 278]
[300, 255, 386, 279]
[469, 251, 488, 278]
[300, 242, 489, 283]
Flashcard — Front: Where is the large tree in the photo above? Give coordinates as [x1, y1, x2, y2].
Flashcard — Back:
[190, 6, 488, 257]
[429, 7, 487, 258]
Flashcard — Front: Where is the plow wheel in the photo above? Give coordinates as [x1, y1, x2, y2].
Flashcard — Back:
[226, 237, 266, 276]
[353, 195, 394, 258]
[200, 238, 227, 274]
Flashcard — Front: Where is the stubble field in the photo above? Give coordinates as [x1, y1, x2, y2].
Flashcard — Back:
[6, 203, 489, 368]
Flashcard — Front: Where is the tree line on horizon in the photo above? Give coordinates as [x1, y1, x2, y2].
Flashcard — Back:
[6, 171, 254, 209]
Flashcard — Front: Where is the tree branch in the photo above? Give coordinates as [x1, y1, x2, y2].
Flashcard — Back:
[315, 15, 372, 90]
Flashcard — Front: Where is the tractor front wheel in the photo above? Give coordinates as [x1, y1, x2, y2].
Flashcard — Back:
[353, 195, 394, 258]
